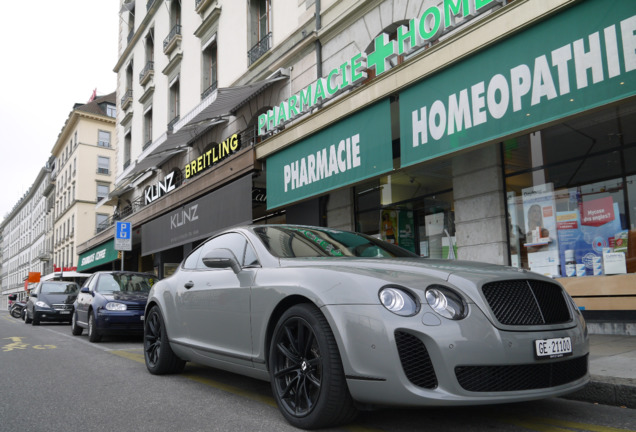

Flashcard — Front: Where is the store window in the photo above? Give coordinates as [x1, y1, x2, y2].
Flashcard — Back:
[355, 159, 455, 258]
[505, 100, 636, 277]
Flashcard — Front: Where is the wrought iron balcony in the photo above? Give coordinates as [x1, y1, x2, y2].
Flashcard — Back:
[139, 61, 154, 86]
[201, 81, 217, 100]
[248, 32, 271, 66]
[121, 89, 133, 110]
[164, 24, 182, 53]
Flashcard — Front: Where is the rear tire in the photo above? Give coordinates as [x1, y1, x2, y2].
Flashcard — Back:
[88, 313, 101, 342]
[144, 305, 185, 374]
[71, 311, 83, 336]
[269, 304, 357, 429]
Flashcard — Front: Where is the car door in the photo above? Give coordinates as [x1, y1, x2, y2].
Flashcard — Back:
[177, 233, 257, 365]
[76, 274, 98, 325]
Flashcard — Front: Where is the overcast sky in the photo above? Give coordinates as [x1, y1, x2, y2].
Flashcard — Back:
[0, 1, 119, 222]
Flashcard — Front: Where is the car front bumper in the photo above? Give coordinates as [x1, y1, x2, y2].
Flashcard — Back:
[95, 309, 145, 334]
[33, 309, 73, 322]
[322, 303, 589, 407]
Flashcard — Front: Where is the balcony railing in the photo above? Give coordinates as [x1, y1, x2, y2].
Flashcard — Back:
[121, 89, 133, 110]
[167, 115, 180, 132]
[163, 24, 182, 52]
[248, 32, 272, 66]
[201, 81, 217, 100]
[139, 61, 154, 85]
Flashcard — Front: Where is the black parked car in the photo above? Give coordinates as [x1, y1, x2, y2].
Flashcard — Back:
[25, 281, 80, 325]
[72, 271, 157, 342]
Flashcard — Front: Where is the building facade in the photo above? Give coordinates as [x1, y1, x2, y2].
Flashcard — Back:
[1, 93, 117, 308]
[1, 167, 53, 306]
[76, 0, 635, 327]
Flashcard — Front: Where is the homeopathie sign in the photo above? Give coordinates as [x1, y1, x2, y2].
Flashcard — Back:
[258, 0, 502, 136]
[399, 0, 636, 167]
[266, 100, 392, 209]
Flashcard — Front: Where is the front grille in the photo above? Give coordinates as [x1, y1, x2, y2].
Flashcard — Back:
[482, 280, 571, 325]
[395, 331, 438, 389]
[455, 354, 588, 392]
[125, 304, 145, 311]
[52, 304, 73, 311]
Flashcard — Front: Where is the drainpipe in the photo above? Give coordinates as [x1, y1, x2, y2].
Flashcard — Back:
[315, 0, 322, 79]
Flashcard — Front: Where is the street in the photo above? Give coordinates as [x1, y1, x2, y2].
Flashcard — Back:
[1, 311, 635, 432]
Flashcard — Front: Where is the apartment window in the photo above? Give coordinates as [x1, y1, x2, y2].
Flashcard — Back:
[202, 41, 217, 99]
[74, 131, 78, 147]
[97, 156, 110, 174]
[169, 76, 180, 128]
[124, 133, 132, 169]
[96, 213, 109, 231]
[98, 130, 111, 148]
[106, 104, 116, 118]
[144, 108, 153, 149]
[97, 184, 109, 201]
[248, 0, 271, 65]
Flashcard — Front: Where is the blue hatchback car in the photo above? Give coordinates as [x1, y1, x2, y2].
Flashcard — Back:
[71, 271, 157, 342]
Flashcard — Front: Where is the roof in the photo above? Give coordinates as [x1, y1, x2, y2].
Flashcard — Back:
[74, 92, 116, 116]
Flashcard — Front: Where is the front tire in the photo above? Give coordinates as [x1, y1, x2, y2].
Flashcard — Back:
[144, 306, 185, 374]
[24, 310, 32, 324]
[71, 311, 83, 336]
[88, 313, 101, 342]
[269, 304, 357, 429]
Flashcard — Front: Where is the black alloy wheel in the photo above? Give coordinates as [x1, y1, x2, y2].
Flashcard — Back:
[269, 304, 357, 429]
[144, 306, 185, 375]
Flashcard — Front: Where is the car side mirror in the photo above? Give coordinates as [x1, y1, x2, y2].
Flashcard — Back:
[202, 248, 241, 274]
[31, 293, 38, 298]
[81, 287, 90, 294]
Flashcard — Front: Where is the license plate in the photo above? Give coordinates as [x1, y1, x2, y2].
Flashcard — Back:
[60, 311, 70, 314]
[535, 337, 572, 359]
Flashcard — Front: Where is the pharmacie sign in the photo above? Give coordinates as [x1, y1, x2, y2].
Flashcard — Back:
[258, 0, 501, 136]
[184, 133, 240, 179]
[400, 0, 636, 167]
[266, 100, 392, 209]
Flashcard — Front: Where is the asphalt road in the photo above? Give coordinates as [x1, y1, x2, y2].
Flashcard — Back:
[1, 311, 635, 432]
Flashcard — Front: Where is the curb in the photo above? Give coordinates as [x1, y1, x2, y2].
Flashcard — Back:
[562, 375, 636, 409]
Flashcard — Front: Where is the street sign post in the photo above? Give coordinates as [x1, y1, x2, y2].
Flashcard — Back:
[115, 221, 132, 271]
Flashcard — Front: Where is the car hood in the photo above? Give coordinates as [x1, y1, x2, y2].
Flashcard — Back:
[102, 291, 149, 303]
[277, 257, 552, 303]
[38, 293, 78, 305]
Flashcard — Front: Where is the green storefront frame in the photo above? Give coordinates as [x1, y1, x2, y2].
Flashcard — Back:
[77, 239, 119, 272]
[400, 0, 636, 167]
[266, 99, 393, 209]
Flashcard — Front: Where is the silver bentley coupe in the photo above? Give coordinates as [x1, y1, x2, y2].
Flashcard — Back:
[143, 224, 589, 429]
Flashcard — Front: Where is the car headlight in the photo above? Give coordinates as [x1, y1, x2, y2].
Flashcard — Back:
[105, 302, 127, 311]
[35, 301, 50, 309]
[379, 286, 419, 316]
[425, 285, 467, 320]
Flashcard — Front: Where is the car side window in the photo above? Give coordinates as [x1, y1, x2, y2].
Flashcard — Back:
[244, 241, 259, 267]
[86, 275, 98, 292]
[182, 248, 202, 270]
[195, 233, 248, 270]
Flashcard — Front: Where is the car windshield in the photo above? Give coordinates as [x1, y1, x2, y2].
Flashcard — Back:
[98, 274, 155, 293]
[253, 226, 418, 259]
[40, 283, 79, 295]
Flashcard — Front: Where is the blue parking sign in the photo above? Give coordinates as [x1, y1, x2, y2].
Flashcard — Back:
[115, 221, 132, 251]
[116, 221, 131, 239]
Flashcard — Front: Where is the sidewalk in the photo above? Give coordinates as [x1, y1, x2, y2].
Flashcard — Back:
[564, 333, 636, 408]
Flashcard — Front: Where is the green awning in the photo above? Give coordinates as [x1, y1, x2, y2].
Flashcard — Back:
[77, 239, 118, 272]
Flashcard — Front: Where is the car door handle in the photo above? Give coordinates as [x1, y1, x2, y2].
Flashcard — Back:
[184, 281, 194, 289]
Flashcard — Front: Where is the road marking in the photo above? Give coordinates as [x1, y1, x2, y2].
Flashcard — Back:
[111, 349, 145, 363]
[2, 336, 56, 352]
